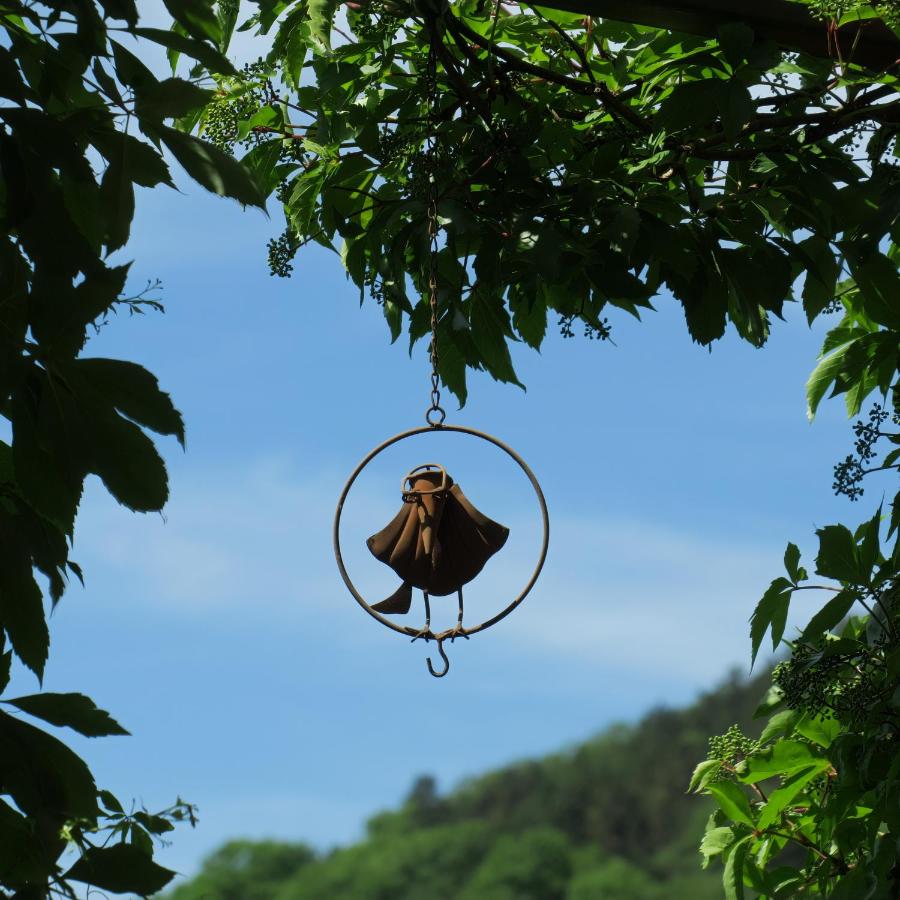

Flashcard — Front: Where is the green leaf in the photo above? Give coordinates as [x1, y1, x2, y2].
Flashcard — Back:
[11, 391, 82, 536]
[757, 761, 830, 829]
[0, 650, 10, 693]
[753, 684, 784, 718]
[511, 294, 547, 350]
[741, 740, 825, 781]
[100, 150, 134, 253]
[161, 0, 222, 44]
[0, 798, 54, 885]
[438, 328, 469, 406]
[92, 133, 173, 189]
[99, 789, 124, 814]
[718, 21, 754, 67]
[689, 759, 721, 793]
[6, 693, 129, 737]
[723, 834, 751, 900]
[0, 711, 99, 819]
[133, 26, 236, 74]
[241, 140, 287, 197]
[0, 46, 26, 104]
[470, 292, 522, 386]
[845, 251, 900, 330]
[784, 542, 803, 583]
[806, 342, 852, 420]
[133, 810, 175, 834]
[797, 236, 840, 324]
[289, 161, 331, 234]
[855, 504, 882, 582]
[657, 80, 727, 133]
[750, 577, 792, 667]
[700, 826, 736, 867]
[308, 0, 338, 52]
[0, 560, 48, 680]
[158, 126, 265, 208]
[758, 708, 800, 743]
[68, 359, 185, 446]
[88, 409, 170, 513]
[815, 524, 862, 583]
[707, 781, 755, 828]
[65, 844, 176, 895]
[135, 78, 213, 120]
[721, 80, 753, 138]
[794, 712, 840, 748]
[217, 0, 240, 51]
[799, 590, 857, 642]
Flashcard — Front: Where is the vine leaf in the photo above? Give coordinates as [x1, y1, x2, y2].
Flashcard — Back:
[807, 342, 852, 420]
[0, 563, 48, 680]
[308, 0, 338, 52]
[158, 126, 266, 208]
[750, 577, 792, 667]
[722, 834, 751, 900]
[815, 524, 862, 583]
[5, 693, 129, 738]
[65, 844, 176, 895]
[756, 761, 830, 829]
[708, 782, 755, 828]
[799, 590, 857, 643]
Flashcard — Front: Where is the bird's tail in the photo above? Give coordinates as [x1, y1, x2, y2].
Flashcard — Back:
[372, 581, 413, 614]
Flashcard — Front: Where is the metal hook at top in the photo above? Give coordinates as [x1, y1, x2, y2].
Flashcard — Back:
[426, 637, 450, 678]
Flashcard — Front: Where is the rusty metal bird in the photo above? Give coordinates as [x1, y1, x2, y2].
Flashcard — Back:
[366, 464, 509, 638]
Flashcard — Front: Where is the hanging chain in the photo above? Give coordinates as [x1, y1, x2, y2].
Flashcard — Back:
[424, 35, 446, 428]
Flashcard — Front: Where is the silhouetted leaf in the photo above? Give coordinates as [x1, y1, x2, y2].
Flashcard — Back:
[750, 577, 792, 667]
[0, 711, 98, 819]
[815, 524, 863, 583]
[7, 693, 129, 737]
[66, 844, 176, 895]
[800, 590, 857, 642]
[134, 26, 236, 74]
[69, 359, 185, 446]
[159, 126, 265, 207]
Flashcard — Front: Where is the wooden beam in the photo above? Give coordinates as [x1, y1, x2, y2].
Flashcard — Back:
[532, 0, 900, 71]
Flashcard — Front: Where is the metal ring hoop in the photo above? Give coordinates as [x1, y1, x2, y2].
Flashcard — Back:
[333, 424, 550, 641]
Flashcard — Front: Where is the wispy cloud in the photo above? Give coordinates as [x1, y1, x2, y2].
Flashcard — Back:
[73, 454, 804, 684]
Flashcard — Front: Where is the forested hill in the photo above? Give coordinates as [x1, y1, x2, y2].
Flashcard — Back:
[169, 671, 770, 900]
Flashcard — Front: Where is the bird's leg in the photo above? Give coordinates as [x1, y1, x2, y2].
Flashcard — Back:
[449, 588, 469, 642]
[410, 591, 433, 643]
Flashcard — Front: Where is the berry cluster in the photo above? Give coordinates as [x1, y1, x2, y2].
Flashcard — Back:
[267, 228, 300, 278]
[558, 314, 612, 341]
[833, 404, 899, 500]
[806, 0, 899, 27]
[706, 725, 762, 780]
[203, 61, 272, 154]
[350, 0, 402, 42]
[772, 637, 892, 729]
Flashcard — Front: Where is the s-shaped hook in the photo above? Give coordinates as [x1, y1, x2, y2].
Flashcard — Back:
[426, 637, 450, 678]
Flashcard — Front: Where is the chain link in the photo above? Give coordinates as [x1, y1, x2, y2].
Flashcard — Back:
[424, 36, 446, 428]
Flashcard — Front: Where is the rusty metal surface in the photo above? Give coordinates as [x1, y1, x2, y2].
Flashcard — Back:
[367, 467, 509, 598]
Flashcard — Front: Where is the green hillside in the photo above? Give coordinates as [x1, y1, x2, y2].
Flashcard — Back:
[170, 671, 771, 900]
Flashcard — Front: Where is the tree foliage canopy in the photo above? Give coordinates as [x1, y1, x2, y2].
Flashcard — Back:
[0, 0, 262, 895]
[207, 0, 899, 403]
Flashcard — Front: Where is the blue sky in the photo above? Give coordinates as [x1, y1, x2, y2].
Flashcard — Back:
[9, 16, 870, 883]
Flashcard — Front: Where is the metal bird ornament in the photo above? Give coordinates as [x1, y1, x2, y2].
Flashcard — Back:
[367, 464, 509, 643]
[333, 426, 548, 679]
